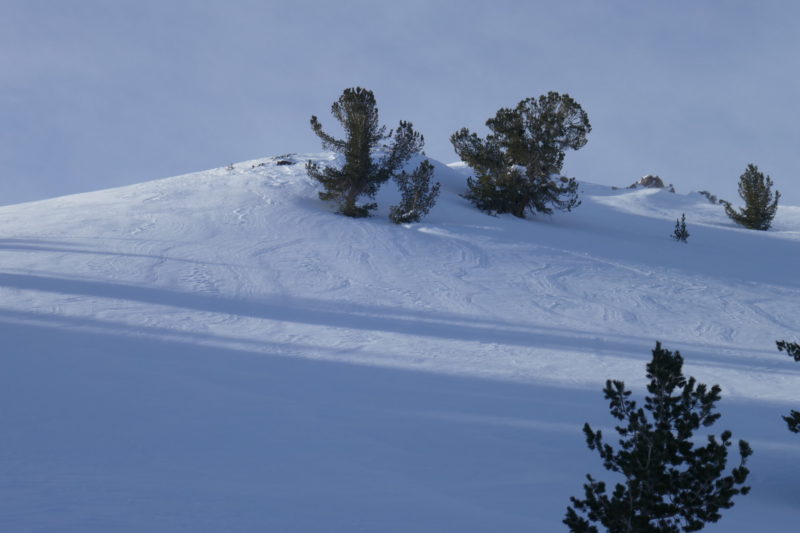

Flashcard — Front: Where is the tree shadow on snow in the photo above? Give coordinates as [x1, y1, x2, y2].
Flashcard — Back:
[0, 271, 788, 375]
[0, 310, 797, 533]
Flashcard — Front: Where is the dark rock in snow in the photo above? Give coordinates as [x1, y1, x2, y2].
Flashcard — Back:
[628, 175, 666, 189]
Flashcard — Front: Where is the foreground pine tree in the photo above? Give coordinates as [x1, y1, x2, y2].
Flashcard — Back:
[671, 213, 689, 243]
[776, 340, 800, 433]
[565, 342, 751, 533]
[389, 160, 441, 224]
[306, 87, 428, 217]
[723, 164, 780, 230]
[451, 92, 589, 218]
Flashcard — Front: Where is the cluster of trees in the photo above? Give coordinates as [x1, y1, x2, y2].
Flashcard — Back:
[308, 87, 783, 235]
[307, 88, 590, 223]
[306, 89, 794, 532]
[307, 89, 795, 531]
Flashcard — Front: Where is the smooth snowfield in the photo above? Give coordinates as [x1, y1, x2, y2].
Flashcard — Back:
[1, 154, 798, 532]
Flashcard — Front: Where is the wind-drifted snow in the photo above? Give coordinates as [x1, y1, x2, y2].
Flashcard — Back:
[1, 154, 798, 531]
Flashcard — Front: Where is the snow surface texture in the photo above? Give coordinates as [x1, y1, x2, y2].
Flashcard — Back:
[1, 153, 798, 531]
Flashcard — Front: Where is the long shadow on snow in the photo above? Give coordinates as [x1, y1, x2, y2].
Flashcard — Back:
[0, 314, 604, 532]
[1, 313, 797, 533]
[0, 272, 786, 372]
[0, 238, 238, 268]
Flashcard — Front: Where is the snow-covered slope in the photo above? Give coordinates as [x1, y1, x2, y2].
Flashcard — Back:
[2, 154, 798, 531]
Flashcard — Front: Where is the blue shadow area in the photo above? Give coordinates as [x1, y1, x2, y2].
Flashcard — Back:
[1, 310, 797, 532]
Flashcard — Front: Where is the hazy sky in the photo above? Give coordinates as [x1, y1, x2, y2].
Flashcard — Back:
[3, 0, 799, 205]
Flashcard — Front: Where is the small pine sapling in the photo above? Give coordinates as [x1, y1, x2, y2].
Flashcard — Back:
[389, 160, 440, 224]
[565, 342, 751, 533]
[776, 340, 800, 433]
[672, 213, 689, 243]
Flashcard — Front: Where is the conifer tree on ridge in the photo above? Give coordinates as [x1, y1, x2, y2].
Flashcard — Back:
[451, 92, 589, 218]
[306, 87, 429, 218]
[723, 164, 780, 230]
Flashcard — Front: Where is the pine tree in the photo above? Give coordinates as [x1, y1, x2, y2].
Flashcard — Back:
[776, 340, 800, 433]
[672, 213, 689, 243]
[306, 87, 427, 217]
[565, 342, 752, 533]
[389, 160, 441, 224]
[451, 92, 589, 218]
[723, 164, 780, 230]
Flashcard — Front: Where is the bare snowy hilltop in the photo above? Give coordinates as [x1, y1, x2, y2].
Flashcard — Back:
[2, 154, 799, 531]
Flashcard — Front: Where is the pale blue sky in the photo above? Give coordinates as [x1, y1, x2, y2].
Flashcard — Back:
[2, 0, 799, 205]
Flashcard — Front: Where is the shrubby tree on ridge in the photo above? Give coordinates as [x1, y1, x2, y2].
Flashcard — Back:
[451, 92, 590, 218]
[723, 164, 780, 230]
[306, 87, 434, 219]
[389, 159, 441, 224]
[565, 342, 751, 533]
[776, 340, 800, 433]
